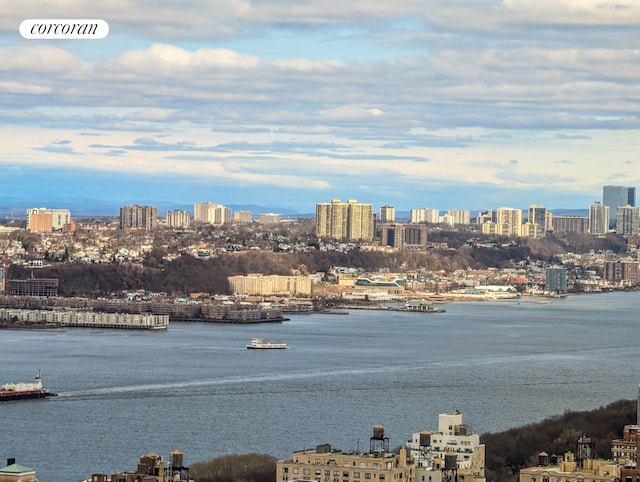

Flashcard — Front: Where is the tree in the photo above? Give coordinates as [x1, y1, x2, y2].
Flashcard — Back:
[189, 453, 276, 482]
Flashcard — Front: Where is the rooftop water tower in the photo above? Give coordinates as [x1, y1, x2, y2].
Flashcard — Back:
[370, 424, 389, 455]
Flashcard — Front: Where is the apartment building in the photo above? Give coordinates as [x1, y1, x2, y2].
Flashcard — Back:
[228, 274, 312, 296]
[519, 447, 620, 482]
[410, 208, 440, 224]
[119, 204, 157, 230]
[406, 411, 485, 481]
[27, 207, 71, 233]
[166, 210, 191, 229]
[316, 199, 375, 241]
[377, 223, 428, 250]
[259, 213, 282, 224]
[277, 431, 415, 482]
[193, 202, 231, 225]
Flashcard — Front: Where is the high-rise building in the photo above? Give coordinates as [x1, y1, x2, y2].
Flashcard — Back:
[477, 209, 496, 225]
[496, 207, 523, 237]
[604, 260, 639, 285]
[379, 205, 395, 222]
[27, 208, 71, 232]
[259, 213, 281, 224]
[603, 185, 636, 225]
[528, 204, 548, 236]
[165, 210, 191, 229]
[410, 207, 439, 224]
[378, 223, 428, 250]
[616, 205, 640, 236]
[446, 209, 471, 225]
[315, 199, 374, 241]
[193, 202, 231, 225]
[119, 204, 157, 230]
[552, 216, 589, 234]
[588, 202, 609, 235]
[545, 267, 568, 293]
[233, 210, 252, 223]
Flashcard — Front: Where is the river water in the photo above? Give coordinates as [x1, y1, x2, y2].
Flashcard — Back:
[1, 291, 638, 481]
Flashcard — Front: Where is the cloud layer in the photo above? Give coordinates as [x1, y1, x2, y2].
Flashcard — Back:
[0, 0, 639, 211]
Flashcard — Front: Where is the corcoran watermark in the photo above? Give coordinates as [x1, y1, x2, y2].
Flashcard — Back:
[20, 19, 109, 39]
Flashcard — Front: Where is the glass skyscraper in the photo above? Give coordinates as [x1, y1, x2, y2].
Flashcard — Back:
[603, 185, 636, 225]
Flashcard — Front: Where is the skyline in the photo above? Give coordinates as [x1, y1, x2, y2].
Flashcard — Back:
[1, 1, 640, 212]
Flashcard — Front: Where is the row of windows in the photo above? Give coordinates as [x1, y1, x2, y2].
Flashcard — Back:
[286, 468, 385, 479]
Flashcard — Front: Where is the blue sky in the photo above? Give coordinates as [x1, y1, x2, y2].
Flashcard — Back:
[1, 1, 639, 214]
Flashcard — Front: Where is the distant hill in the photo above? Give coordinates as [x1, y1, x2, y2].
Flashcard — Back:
[0, 196, 587, 220]
[0, 196, 312, 219]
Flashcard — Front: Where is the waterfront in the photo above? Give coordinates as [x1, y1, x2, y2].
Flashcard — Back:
[1, 291, 639, 481]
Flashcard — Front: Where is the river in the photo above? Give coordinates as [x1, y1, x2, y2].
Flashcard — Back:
[1, 291, 638, 481]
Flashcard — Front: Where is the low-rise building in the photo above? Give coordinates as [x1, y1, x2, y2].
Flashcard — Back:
[0, 459, 37, 482]
[519, 441, 620, 482]
[277, 426, 415, 482]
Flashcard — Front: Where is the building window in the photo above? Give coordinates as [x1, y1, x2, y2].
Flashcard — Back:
[343, 472, 349, 478]
[294, 469, 299, 475]
[380, 474, 385, 480]
[304, 469, 310, 475]
[354, 473, 360, 478]
[365, 474, 371, 479]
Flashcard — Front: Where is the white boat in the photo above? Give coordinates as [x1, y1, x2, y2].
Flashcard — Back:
[246, 338, 287, 349]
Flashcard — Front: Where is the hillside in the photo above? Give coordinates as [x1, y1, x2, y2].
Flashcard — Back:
[482, 398, 636, 481]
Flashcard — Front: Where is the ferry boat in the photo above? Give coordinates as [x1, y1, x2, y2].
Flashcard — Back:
[246, 337, 287, 349]
[0, 372, 57, 401]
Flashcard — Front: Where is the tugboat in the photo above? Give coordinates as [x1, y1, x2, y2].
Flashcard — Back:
[0, 371, 57, 401]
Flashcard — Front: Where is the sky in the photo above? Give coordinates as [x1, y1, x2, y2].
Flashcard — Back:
[0, 1, 639, 214]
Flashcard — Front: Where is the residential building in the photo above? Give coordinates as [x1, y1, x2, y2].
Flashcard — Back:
[545, 267, 568, 293]
[589, 202, 609, 235]
[604, 261, 639, 286]
[528, 204, 548, 235]
[7, 278, 58, 297]
[519, 442, 620, 482]
[480, 222, 500, 236]
[193, 202, 231, 225]
[476, 210, 496, 225]
[520, 222, 540, 238]
[378, 223, 428, 250]
[406, 411, 485, 481]
[316, 199, 374, 241]
[379, 205, 395, 222]
[119, 204, 157, 230]
[616, 205, 640, 236]
[611, 424, 639, 463]
[233, 210, 253, 223]
[0, 458, 38, 482]
[27, 208, 71, 233]
[410, 208, 440, 224]
[277, 427, 415, 482]
[603, 185, 636, 225]
[552, 216, 589, 234]
[496, 207, 522, 237]
[165, 210, 191, 229]
[446, 209, 471, 225]
[259, 213, 282, 224]
[228, 274, 312, 296]
[83, 450, 189, 482]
